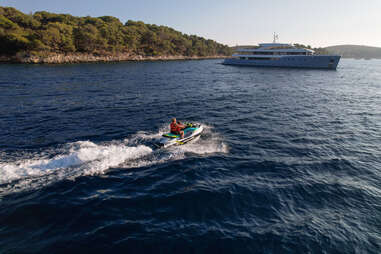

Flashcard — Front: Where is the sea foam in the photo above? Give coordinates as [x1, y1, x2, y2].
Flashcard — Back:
[0, 125, 227, 196]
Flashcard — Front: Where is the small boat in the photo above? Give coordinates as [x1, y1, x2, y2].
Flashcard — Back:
[155, 123, 203, 148]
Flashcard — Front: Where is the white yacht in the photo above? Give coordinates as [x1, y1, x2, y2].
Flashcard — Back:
[223, 35, 340, 69]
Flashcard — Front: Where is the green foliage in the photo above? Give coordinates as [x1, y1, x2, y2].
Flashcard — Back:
[74, 23, 107, 52]
[0, 6, 232, 56]
[0, 32, 30, 54]
[1, 7, 40, 29]
[0, 15, 19, 30]
[33, 11, 78, 26]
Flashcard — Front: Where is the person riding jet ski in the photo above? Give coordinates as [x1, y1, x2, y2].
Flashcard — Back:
[156, 120, 203, 148]
[170, 118, 186, 139]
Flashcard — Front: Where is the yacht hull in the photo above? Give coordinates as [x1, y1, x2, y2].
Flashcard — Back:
[223, 55, 341, 69]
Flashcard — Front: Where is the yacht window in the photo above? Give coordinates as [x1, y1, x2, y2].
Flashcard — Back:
[247, 57, 271, 60]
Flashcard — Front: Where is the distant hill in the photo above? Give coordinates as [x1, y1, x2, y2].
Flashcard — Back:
[324, 45, 381, 59]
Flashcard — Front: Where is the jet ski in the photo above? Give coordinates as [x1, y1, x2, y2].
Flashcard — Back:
[156, 123, 203, 148]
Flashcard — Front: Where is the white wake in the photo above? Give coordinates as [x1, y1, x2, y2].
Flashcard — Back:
[0, 125, 227, 196]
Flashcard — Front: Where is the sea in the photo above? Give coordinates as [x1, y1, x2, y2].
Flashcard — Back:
[0, 59, 380, 253]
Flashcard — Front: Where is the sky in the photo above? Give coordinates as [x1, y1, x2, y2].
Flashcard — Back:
[1, 0, 381, 48]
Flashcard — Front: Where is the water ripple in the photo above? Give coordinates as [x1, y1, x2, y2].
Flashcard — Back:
[0, 59, 380, 253]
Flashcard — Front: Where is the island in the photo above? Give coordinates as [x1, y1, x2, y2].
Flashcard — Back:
[0, 7, 232, 63]
[325, 45, 381, 59]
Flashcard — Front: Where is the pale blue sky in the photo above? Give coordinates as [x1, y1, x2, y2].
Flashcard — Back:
[1, 0, 381, 47]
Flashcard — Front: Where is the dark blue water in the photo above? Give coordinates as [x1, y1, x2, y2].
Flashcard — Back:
[0, 59, 380, 253]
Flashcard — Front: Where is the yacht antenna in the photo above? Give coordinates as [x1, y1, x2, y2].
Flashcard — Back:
[273, 33, 279, 43]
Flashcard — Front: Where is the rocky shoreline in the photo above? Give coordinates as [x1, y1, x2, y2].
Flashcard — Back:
[0, 52, 227, 64]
